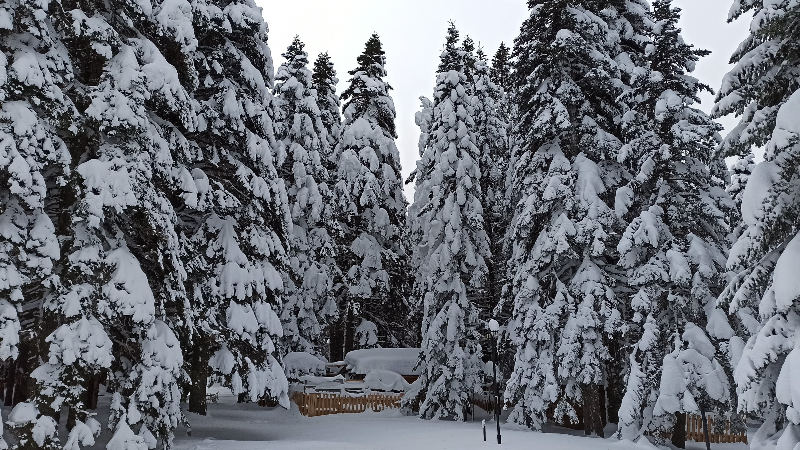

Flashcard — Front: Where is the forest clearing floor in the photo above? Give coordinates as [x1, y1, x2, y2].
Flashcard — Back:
[0, 387, 751, 450]
[171, 389, 750, 450]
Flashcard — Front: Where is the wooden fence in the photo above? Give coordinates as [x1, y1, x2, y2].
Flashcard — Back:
[290, 391, 403, 418]
[686, 414, 747, 444]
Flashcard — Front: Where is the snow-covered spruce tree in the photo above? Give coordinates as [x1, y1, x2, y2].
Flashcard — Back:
[490, 42, 512, 92]
[273, 36, 337, 356]
[614, 1, 735, 445]
[312, 51, 342, 152]
[472, 50, 510, 322]
[7, 0, 203, 446]
[713, 1, 800, 448]
[713, 0, 800, 159]
[406, 23, 489, 421]
[0, 0, 73, 415]
[0, 0, 75, 447]
[503, 1, 627, 435]
[486, 42, 517, 328]
[404, 95, 435, 350]
[185, 0, 290, 414]
[310, 51, 343, 357]
[332, 33, 409, 358]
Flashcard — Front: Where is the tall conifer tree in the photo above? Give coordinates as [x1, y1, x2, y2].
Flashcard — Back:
[332, 34, 409, 358]
[407, 24, 488, 421]
[503, 1, 627, 435]
[614, 2, 734, 445]
[715, 1, 800, 448]
[273, 37, 337, 356]
[184, 0, 291, 418]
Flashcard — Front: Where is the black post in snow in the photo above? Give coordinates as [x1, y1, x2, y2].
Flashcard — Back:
[489, 319, 501, 445]
[700, 404, 711, 450]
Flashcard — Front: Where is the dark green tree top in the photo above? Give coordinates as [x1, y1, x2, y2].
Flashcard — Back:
[341, 33, 396, 138]
[491, 42, 512, 90]
[438, 21, 462, 73]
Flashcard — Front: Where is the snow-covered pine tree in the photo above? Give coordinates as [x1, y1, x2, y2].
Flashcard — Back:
[713, 0, 800, 159]
[472, 49, 509, 323]
[614, 1, 734, 445]
[486, 42, 517, 329]
[7, 0, 203, 445]
[490, 42, 512, 92]
[332, 33, 409, 358]
[0, 0, 75, 447]
[406, 23, 488, 421]
[713, 1, 800, 448]
[0, 0, 73, 409]
[185, 0, 290, 415]
[603, 0, 654, 428]
[273, 36, 336, 357]
[503, 1, 626, 435]
[312, 52, 342, 151]
[404, 95, 435, 350]
[309, 51, 344, 357]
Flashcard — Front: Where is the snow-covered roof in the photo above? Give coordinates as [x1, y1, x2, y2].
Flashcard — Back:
[344, 348, 421, 375]
[363, 370, 411, 392]
[283, 352, 326, 378]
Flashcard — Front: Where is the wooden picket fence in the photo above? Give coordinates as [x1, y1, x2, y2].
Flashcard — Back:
[471, 393, 497, 414]
[686, 414, 747, 444]
[290, 391, 403, 417]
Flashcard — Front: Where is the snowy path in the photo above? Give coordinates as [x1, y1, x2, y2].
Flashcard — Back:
[172, 391, 749, 450]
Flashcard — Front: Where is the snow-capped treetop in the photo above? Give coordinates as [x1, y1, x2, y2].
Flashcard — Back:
[312, 51, 342, 149]
[340, 33, 396, 138]
[490, 42, 512, 91]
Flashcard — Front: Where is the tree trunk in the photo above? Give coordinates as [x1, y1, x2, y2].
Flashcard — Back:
[188, 345, 209, 415]
[4, 361, 14, 406]
[66, 406, 77, 431]
[11, 341, 31, 406]
[672, 412, 687, 449]
[344, 308, 355, 355]
[85, 374, 101, 410]
[605, 339, 625, 425]
[329, 320, 344, 362]
[582, 384, 604, 437]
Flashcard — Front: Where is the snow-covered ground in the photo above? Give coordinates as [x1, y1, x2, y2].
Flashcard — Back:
[0, 387, 750, 449]
[171, 389, 747, 450]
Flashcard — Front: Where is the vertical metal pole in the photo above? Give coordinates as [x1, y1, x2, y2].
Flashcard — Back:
[700, 405, 711, 450]
[493, 332, 501, 444]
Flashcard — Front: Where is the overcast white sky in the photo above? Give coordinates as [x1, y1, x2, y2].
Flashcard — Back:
[258, 0, 751, 198]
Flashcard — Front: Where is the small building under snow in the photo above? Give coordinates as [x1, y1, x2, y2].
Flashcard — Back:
[340, 348, 421, 384]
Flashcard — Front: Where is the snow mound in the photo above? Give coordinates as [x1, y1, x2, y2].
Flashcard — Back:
[363, 370, 411, 392]
[741, 161, 779, 227]
[7, 402, 37, 425]
[776, 89, 800, 134]
[772, 232, 800, 312]
[344, 348, 421, 375]
[283, 352, 326, 379]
